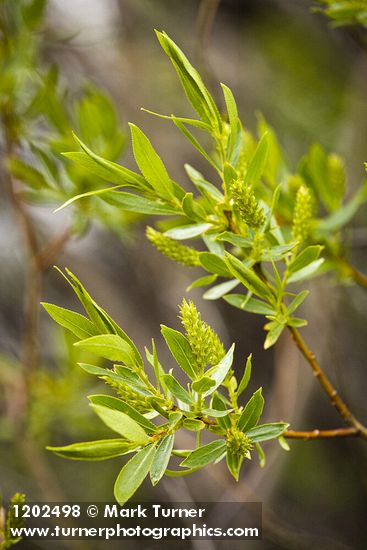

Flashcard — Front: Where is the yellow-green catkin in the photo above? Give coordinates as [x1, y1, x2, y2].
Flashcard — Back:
[231, 180, 265, 228]
[292, 185, 314, 243]
[146, 227, 201, 267]
[226, 428, 253, 457]
[103, 378, 152, 413]
[327, 153, 345, 204]
[179, 299, 225, 370]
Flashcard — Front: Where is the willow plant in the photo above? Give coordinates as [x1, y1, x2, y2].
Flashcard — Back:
[44, 269, 288, 504]
[47, 30, 367, 502]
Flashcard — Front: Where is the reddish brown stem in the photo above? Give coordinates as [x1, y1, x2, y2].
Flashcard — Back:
[288, 326, 367, 439]
[284, 427, 359, 440]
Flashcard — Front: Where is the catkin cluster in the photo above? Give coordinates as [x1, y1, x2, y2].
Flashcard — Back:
[292, 184, 314, 243]
[146, 227, 201, 267]
[104, 378, 152, 413]
[179, 299, 225, 371]
[231, 180, 265, 228]
[226, 428, 253, 457]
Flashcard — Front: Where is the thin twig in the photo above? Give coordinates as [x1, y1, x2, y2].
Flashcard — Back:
[288, 326, 367, 439]
[284, 427, 359, 439]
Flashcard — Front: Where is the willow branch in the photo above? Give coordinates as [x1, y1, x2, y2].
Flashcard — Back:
[284, 427, 359, 440]
[288, 326, 367, 439]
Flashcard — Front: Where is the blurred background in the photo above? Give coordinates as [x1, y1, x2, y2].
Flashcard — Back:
[0, 0, 366, 549]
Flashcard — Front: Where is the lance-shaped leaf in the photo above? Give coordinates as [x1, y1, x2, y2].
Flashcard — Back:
[226, 450, 244, 482]
[88, 395, 156, 433]
[246, 422, 289, 442]
[161, 374, 193, 405]
[103, 191, 180, 215]
[183, 419, 205, 431]
[181, 440, 226, 469]
[114, 444, 156, 505]
[203, 279, 239, 301]
[223, 295, 275, 315]
[288, 245, 322, 274]
[287, 290, 309, 316]
[225, 253, 274, 302]
[165, 223, 213, 240]
[243, 132, 269, 186]
[211, 393, 231, 430]
[192, 376, 216, 394]
[74, 334, 135, 366]
[150, 434, 174, 486]
[90, 404, 151, 444]
[47, 439, 138, 461]
[200, 252, 231, 277]
[287, 259, 325, 283]
[202, 344, 235, 396]
[237, 388, 264, 432]
[129, 123, 175, 200]
[41, 303, 98, 339]
[237, 354, 252, 397]
[161, 326, 196, 379]
[58, 269, 143, 368]
[156, 31, 222, 132]
[65, 133, 148, 189]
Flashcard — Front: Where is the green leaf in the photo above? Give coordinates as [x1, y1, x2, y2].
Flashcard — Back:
[211, 393, 231, 429]
[74, 334, 135, 366]
[181, 439, 226, 469]
[90, 404, 151, 444]
[203, 279, 239, 300]
[150, 435, 174, 486]
[237, 354, 252, 397]
[226, 450, 243, 481]
[287, 259, 325, 283]
[255, 443, 266, 467]
[246, 422, 289, 442]
[41, 303, 98, 339]
[182, 419, 206, 431]
[103, 191, 180, 215]
[156, 31, 222, 132]
[264, 322, 285, 349]
[114, 444, 156, 504]
[187, 274, 217, 291]
[172, 118, 220, 171]
[287, 317, 307, 328]
[238, 388, 264, 432]
[223, 294, 275, 315]
[68, 133, 147, 188]
[169, 411, 183, 429]
[47, 439, 138, 461]
[161, 374, 193, 405]
[58, 269, 143, 368]
[185, 164, 224, 201]
[203, 344, 235, 396]
[287, 290, 310, 315]
[54, 185, 124, 213]
[161, 326, 196, 379]
[221, 84, 242, 162]
[8, 158, 51, 190]
[225, 253, 274, 302]
[62, 151, 147, 189]
[182, 192, 206, 221]
[192, 376, 216, 393]
[165, 223, 212, 240]
[200, 252, 231, 277]
[78, 363, 110, 376]
[288, 246, 322, 274]
[244, 133, 269, 186]
[129, 123, 175, 200]
[88, 395, 156, 433]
